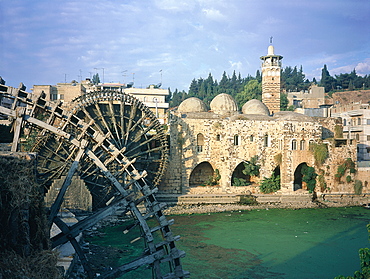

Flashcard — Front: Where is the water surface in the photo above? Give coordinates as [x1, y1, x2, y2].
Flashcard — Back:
[88, 207, 369, 278]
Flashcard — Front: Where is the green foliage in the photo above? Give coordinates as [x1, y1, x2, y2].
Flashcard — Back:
[346, 175, 352, 183]
[242, 156, 260, 177]
[301, 165, 317, 193]
[204, 169, 221, 186]
[318, 173, 327, 192]
[281, 65, 309, 92]
[334, 125, 343, 138]
[232, 177, 250, 186]
[169, 65, 370, 108]
[280, 93, 289, 111]
[259, 174, 280, 194]
[311, 143, 328, 166]
[335, 158, 356, 182]
[354, 180, 363, 195]
[235, 79, 262, 109]
[238, 195, 257, 205]
[92, 73, 100, 85]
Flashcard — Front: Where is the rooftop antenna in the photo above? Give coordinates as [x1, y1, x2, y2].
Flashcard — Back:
[270, 36, 273, 45]
[122, 70, 127, 83]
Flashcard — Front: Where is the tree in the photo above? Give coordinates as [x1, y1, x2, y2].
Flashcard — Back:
[320, 64, 335, 92]
[280, 93, 289, 111]
[235, 79, 262, 108]
[92, 73, 100, 85]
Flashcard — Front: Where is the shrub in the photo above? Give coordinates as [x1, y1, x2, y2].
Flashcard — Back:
[259, 174, 280, 194]
[242, 156, 260, 177]
[204, 169, 221, 186]
[346, 175, 352, 183]
[311, 143, 328, 166]
[354, 180, 363, 195]
[238, 195, 257, 205]
[232, 177, 250, 187]
[301, 165, 317, 193]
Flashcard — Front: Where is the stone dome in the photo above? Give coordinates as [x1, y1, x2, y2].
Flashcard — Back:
[242, 99, 270, 116]
[210, 93, 238, 115]
[178, 97, 207, 113]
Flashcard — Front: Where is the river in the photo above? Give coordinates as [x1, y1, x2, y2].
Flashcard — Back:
[87, 206, 370, 279]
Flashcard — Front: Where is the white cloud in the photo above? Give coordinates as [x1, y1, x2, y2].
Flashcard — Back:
[202, 8, 226, 21]
[355, 59, 370, 75]
[229, 61, 243, 71]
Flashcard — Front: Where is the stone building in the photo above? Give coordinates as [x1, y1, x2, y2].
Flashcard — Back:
[159, 93, 357, 195]
[159, 44, 359, 196]
[331, 102, 370, 164]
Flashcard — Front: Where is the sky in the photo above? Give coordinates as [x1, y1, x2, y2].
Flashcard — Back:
[1, 0, 370, 92]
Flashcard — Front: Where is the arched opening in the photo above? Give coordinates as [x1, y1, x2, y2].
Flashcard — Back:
[264, 134, 269, 147]
[231, 162, 251, 186]
[189, 162, 214, 187]
[300, 140, 305, 150]
[273, 166, 280, 177]
[292, 139, 297, 150]
[234, 135, 239, 146]
[197, 133, 204, 153]
[293, 162, 308, 191]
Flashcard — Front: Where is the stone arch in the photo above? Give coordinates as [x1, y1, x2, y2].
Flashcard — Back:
[293, 162, 308, 191]
[231, 161, 251, 186]
[189, 161, 214, 187]
[197, 133, 204, 153]
[273, 165, 281, 177]
[291, 139, 297, 150]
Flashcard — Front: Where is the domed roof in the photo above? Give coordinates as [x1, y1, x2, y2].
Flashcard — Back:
[178, 97, 207, 113]
[210, 93, 238, 115]
[242, 99, 270, 116]
[273, 111, 314, 122]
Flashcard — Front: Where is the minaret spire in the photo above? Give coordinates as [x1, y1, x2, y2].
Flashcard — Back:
[260, 41, 283, 114]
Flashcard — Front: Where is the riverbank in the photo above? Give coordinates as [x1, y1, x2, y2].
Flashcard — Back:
[163, 199, 364, 215]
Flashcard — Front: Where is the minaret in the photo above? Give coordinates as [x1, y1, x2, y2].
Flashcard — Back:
[260, 39, 283, 114]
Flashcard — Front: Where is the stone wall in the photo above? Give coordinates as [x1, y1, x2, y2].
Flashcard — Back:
[159, 110, 358, 197]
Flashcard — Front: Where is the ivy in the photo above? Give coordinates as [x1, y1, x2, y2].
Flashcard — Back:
[335, 158, 356, 183]
[311, 142, 328, 166]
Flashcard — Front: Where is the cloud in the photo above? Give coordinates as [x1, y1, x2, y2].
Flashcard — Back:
[355, 59, 370, 75]
[202, 8, 226, 21]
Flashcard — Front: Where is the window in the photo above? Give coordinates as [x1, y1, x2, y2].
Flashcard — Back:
[367, 135, 370, 141]
[300, 140, 305, 150]
[309, 140, 315, 150]
[343, 119, 347, 126]
[292, 139, 297, 150]
[197, 133, 204, 153]
[216, 134, 221, 141]
[367, 119, 370, 125]
[355, 134, 360, 141]
[233, 135, 239, 146]
[358, 118, 361, 125]
[250, 135, 254, 142]
[264, 134, 269, 147]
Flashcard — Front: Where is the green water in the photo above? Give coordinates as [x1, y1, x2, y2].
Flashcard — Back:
[88, 207, 370, 279]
